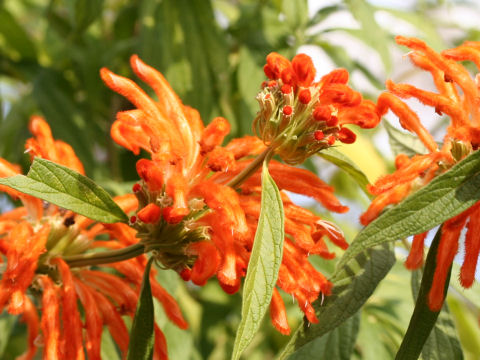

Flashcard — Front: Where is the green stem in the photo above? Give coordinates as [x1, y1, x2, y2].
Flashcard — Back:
[63, 243, 145, 268]
[227, 146, 274, 188]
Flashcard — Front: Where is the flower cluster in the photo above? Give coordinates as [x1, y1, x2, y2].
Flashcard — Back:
[100, 55, 355, 334]
[362, 36, 480, 310]
[0, 117, 187, 359]
[254, 52, 380, 164]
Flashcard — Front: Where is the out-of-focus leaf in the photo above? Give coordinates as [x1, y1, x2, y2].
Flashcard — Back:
[0, 158, 128, 223]
[396, 228, 455, 359]
[127, 257, 155, 360]
[32, 68, 95, 172]
[344, 0, 391, 72]
[447, 295, 480, 358]
[282, 0, 308, 31]
[101, 328, 121, 360]
[308, 5, 341, 27]
[0, 8, 36, 59]
[73, 0, 104, 33]
[410, 269, 463, 360]
[384, 121, 429, 157]
[317, 147, 371, 197]
[380, 8, 445, 51]
[236, 46, 266, 135]
[0, 314, 16, 359]
[231, 160, 284, 360]
[286, 312, 360, 360]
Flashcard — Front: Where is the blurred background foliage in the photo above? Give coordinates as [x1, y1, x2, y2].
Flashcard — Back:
[2, 0, 480, 359]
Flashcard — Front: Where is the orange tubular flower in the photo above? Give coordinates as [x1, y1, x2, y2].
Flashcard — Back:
[362, 36, 480, 311]
[101, 55, 354, 334]
[255, 52, 380, 164]
[0, 117, 186, 359]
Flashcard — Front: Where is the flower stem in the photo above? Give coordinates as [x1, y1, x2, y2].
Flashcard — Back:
[227, 146, 274, 188]
[63, 243, 145, 268]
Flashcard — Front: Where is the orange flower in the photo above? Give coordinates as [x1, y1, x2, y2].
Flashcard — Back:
[362, 36, 480, 310]
[0, 117, 186, 359]
[101, 55, 352, 334]
[255, 52, 380, 164]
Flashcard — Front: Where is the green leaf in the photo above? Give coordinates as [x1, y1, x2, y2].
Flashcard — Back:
[0, 8, 36, 59]
[0, 158, 128, 223]
[282, 0, 309, 31]
[286, 312, 360, 360]
[73, 0, 104, 33]
[339, 150, 480, 270]
[101, 328, 121, 360]
[0, 313, 17, 359]
[344, 0, 391, 72]
[317, 147, 372, 197]
[231, 160, 284, 360]
[127, 257, 155, 360]
[384, 121, 430, 157]
[278, 242, 396, 358]
[410, 268, 463, 360]
[396, 227, 457, 360]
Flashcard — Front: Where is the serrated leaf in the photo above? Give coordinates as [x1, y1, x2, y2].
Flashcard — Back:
[286, 312, 360, 360]
[231, 161, 284, 360]
[339, 150, 480, 270]
[410, 268, 463, 360]
[0, 158, 128, 223]
[279, 242, 396, 358]
[318, 147, 372, 197]
[396, 228, 459, 360]
[127, 257, 155, 360]
[384, 121, 430, 157]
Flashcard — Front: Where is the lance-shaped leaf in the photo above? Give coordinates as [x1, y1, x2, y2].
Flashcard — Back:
[396, 227, 462, 360]
[280, 151, 480, 357]
[127, 257, 155, 360]
[0, 158, 128, 223]
[231, 160, 284, 360]
[286, 312, 360, 360]
[317, 147, 372, 197]
[384, 121, 430, 157]
[409, 268, 463, 360]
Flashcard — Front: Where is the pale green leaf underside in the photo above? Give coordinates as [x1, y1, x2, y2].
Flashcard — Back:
[0, 158, 128, 223]
[317, 147, 371, 197]
[384, 121, 430, 157]
[231, 161, 284, 360]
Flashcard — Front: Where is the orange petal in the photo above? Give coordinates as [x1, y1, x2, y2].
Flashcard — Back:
[270, 288, 290, 335]
[428, 213, 467, 311]
[54, 259, 84, 360]
[38, 276, 61, 360]
[460, 205, 480, 288]
[186, 241, 220, 286]
[17, 297, 39, 360]
[405, 232, 428, 270]
[74, 281, 103, 360]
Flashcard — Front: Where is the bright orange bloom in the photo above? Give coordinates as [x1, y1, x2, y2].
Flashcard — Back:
[255, 52, 380, 164]
[362, 36, 480, 310]
[101, 55, 352, 334]
[0, 117, 186, 359]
